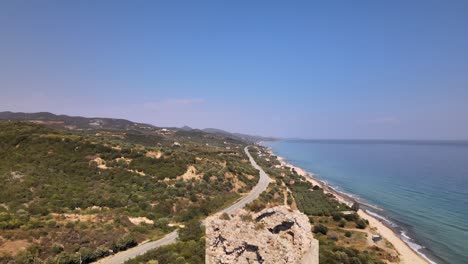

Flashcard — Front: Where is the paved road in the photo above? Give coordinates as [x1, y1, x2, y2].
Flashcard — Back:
[95, 146, 270, 264]
[219, 146, 271, 214]
[95, 231, 178, 264]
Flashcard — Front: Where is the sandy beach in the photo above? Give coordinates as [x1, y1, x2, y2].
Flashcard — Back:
[273, 153, 429, 264]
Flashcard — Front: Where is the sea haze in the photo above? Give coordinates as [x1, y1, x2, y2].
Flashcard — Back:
[264, 139, 468, 264]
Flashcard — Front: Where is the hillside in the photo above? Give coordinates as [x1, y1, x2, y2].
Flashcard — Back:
[0, 111, 154, 131]
[0, 112, 277, 143]
[202, 128, 277, 143]
[0, 120, 259, 263]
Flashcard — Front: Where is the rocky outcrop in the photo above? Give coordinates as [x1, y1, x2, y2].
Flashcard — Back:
[206, 206, 318, 264]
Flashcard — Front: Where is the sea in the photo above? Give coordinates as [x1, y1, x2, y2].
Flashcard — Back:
[263, 139, 468, 264]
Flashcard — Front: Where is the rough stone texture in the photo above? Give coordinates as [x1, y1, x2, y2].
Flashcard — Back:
[206, 206, 318, 264]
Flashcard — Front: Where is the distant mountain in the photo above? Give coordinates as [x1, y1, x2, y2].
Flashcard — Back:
[202, 128, 277, 143]
[0, 111, 276, 143]
[0, 111, 156, 130]
[180, 125, 193, 131]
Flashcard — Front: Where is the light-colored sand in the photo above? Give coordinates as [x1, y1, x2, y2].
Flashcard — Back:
[0, 239, 30, 255]
[358, 210, 427, 264]
[177, 165, 202, 181]
[128, 217, 154, 225]
[274, 153, 429, 264]
[145, 151, 162, 159]
[92, 157, 109, 169]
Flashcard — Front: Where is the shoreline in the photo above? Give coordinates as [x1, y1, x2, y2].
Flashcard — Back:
[267, 148, 431, 264]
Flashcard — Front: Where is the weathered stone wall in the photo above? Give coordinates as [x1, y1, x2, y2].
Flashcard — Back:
[206, 206, 319, 264]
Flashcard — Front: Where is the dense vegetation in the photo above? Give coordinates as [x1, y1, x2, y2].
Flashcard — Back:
[0, 121, 258, 263]
[289, 181, 349, 216]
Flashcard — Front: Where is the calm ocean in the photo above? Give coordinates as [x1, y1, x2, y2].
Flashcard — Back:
[264, 140, 468, 264]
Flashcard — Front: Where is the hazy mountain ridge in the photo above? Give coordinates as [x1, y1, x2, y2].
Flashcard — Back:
[0, 111, 275, 143]
[202, 127, 277, 143]
[0, 111, 155, 130]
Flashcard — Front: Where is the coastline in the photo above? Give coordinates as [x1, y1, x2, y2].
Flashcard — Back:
[268, 149, 430, 264]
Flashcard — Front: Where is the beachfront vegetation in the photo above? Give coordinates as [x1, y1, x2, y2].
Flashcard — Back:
[0, 121, 258, 263]
[288, 181, 349, 216]
[318, 236, 384, 264]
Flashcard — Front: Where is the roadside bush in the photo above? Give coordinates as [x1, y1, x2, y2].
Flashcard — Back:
[246, 200, 266, 212]
[54, 252, 80, 264]
[219, 212, 230, 220]
[113, 234, 137, 252]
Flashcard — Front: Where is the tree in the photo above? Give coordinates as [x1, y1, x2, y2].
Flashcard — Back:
[313, 224, 328, 235]
[179, 220, 203, 242]
[332, 212, 343, 222]
[351, 202, 360, 212]
[356, 219, 367, 229]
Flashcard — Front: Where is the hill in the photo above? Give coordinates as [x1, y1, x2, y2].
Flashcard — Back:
[0, 111, 155, 131]
[0, 120, 259, 263]
[0, 112, 276, 143]
[202, 128, 277, 143]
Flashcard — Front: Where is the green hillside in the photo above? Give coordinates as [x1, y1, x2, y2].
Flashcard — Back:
[0, 121, 258, 263]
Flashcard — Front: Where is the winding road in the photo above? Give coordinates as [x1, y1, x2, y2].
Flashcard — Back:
[95, 146, 270, 264]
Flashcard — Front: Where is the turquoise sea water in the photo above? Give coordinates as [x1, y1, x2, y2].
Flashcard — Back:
[264, 140, 468, 264]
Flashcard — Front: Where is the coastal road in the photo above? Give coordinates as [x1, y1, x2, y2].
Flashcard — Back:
[219, 146, 271, 214]
[95, 146, 270, 264]
[95, 231, 178, 264]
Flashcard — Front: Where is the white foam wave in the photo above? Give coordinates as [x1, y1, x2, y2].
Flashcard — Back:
[359, 201, 384, 211]
[400, 231, 438, 264]
[269, 148, 439, 263]
[364, 209, 398, 228]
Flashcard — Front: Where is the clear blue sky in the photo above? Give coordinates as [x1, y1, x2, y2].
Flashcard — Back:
[1, 0, 467, 139]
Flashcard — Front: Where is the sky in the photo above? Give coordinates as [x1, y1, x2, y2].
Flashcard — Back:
[1, 0, 467, 139]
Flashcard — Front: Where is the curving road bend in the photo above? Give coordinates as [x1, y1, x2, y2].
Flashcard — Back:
[220, 146, 271, 214]
[95, 146, 270, 264]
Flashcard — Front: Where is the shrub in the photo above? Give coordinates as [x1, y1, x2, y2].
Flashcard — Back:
[338, 220, 346, 228]
[313, 224, 328, 235]
[328, 232, 339, 241]
[219, 213, 230, 220]
[356, 219, 367, 229]
[240, 214, 253, 222]
[51, 243, 64, 254]
[113, 234, 137, 252]
[54, 252, 80, 264]
[343, 213, 358, 222]
[332, 212, 343, 222]
[345, 231, 352, 238]
[14, 250, 35, 264]
[246, 200, 266, 212]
